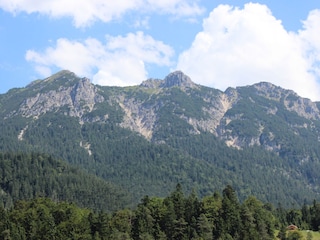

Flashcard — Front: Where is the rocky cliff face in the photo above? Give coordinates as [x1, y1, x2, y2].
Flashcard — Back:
[140, 71, 198, 90]
[117, 96, 157, 140]
[160, 70, 198, 89]
[3, 70, 320, 153]
[215, 82, 320, 151]
[13, 71, 104, 120]
[253, 82, 320, 120]
[115, 71, 238, 140]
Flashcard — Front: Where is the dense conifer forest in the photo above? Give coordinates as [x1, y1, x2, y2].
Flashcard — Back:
[1, 184, 320, 240]
[1, 152, 320, 239]
[2, 72, 320, 239]
[2, 71, 320, 208]
[0, 152, 130, 211]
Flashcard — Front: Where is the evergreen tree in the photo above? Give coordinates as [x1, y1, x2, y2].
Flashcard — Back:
[170, 183, 185, 220]
[202, 191, 221, 235]
[110, 209, 133, 235]
[301, 201, 311, 229]
[132, 205, 154, 240]
[219, 185, 241, 238]
[172, 218, 188, 240]
[162, 198, 176, 239]
[197, 214, 213, 240]
[97, 212, 110, 239]
[310, 200, 320, 231]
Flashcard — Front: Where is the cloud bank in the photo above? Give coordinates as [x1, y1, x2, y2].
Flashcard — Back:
[177, 3, 320, 100]
[0, 0, 204, 27]
[26, 32, 174, 86]
[12, 2, 320, 100]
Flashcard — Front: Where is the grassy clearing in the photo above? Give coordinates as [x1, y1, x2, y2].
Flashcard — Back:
[300, 230, 320, 239]
[274, 230, 320, 239]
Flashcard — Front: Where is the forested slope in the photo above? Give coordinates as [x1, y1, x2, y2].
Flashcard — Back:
[1, 184, 320, 240]
[1, 70, 320, 207]
[0, 152, 130, 211]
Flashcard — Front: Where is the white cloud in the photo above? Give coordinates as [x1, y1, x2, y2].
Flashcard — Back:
[0, 0, 204, 27]
[145, 0, 204, 19]
[299, 10, 320, 78]
[26, 38, 102, 76]
[25, 32, 174, 86]
[133, 16, 150, 29]
[176, 3, 320, 101]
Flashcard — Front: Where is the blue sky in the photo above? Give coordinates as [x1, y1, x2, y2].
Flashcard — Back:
[1, 0, 320, 100]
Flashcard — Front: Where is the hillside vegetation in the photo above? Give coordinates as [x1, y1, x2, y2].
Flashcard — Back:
[0, 152, 130, 211]
[1, 184, 320, 240]
[1, 70, 320, 207]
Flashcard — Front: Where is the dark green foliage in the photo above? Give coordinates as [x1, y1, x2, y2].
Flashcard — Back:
[310, 201, 320, 231]
[0, 152, 130, 211]
[2, 184, 320, 240]
[197, 213, 213, 240]
[239, 196, 275, 240]
[2, 71, 320, 210]
[274, 199, 320, 233]
[130, 185, 276, 240]
[162, 128, 318, 206]
[215, 185, 241, 238]
[0, 185, 266, 239]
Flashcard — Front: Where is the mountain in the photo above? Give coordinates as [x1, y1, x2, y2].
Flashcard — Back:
[1, 70, 320, 207]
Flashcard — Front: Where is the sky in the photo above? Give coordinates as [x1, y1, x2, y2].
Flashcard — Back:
[1, 1, 320, 101]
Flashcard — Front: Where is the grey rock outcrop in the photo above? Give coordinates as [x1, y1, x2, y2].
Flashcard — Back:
[17, 72, 104, 119]
[160, 71, 197, 89]
[6, 70, 320, 153]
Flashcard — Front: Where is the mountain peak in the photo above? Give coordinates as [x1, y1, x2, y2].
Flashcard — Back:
[251, 81, 299, 101]
[47, 69, 74, 79]
[26, 70, 78, 90]
[15, 70, 104, 119]
[161, 71, 196, 88]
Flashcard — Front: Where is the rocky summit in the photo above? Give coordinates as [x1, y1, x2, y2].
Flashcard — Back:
[1, 70, 320, 206]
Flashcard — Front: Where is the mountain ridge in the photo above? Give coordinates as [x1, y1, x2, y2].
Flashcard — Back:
[1, 70, 320, 207]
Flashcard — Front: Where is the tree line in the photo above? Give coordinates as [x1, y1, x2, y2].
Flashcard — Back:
[1, 183, 320, 240]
